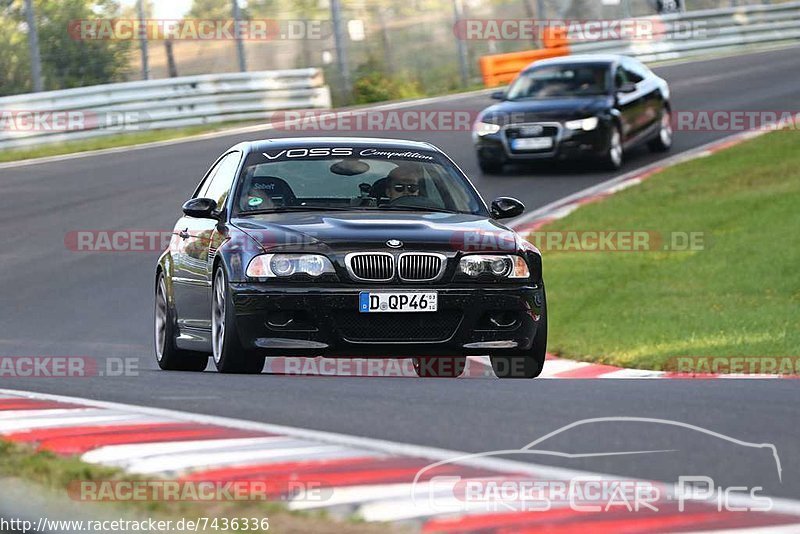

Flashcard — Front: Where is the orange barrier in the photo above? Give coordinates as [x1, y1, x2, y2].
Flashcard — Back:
[479, 28, 569, 87]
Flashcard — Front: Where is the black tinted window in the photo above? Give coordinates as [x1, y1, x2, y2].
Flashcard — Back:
[202, 152, 241, 210]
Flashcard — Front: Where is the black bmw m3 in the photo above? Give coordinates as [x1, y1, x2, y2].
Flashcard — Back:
[155, 138, 546, 378]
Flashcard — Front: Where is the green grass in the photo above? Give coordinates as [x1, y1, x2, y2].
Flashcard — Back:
[540, 129, 800, 370]
[0, 440, 397, 533]
[0, 122, 261, 164]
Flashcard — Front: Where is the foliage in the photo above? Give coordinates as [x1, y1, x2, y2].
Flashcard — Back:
[352, 57, 423, 105]
[0, 0, 131, 96]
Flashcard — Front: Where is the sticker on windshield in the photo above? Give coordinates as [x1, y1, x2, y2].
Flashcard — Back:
[260, 147, 436, 162]
[247, 196, 264, 207]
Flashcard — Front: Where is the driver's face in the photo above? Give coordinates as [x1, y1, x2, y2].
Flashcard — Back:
[388, 171, 421, 200]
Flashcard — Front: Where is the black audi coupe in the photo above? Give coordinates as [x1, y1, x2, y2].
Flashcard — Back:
[155, 138, 546, 378]
[473, 54, 673, 173]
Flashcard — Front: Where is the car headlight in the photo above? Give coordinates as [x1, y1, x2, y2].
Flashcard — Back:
[565, 116, 599, 131]
[458, 255, 530, 279]
[246, 254, 335, 278]
[473, 121, 501, 136]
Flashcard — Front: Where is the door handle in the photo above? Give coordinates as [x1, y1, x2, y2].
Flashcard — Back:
[179, 229, 190, 239]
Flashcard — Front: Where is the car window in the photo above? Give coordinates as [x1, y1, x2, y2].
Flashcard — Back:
[507, 64, 609, 99]
[233, 148, 486, 215]
[202, 151, 241, 211]
[614, 66, 630, 88]
[193, 156, 224, 199]
[622, 59, 647, 84]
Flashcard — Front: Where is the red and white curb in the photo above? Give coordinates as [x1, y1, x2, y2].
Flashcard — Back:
[2, 388, 800, 533]
[262, 355, 787, 379]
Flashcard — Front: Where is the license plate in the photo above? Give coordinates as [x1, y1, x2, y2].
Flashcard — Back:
[359, 292, 438, 313]
[512, 137, 553, 150]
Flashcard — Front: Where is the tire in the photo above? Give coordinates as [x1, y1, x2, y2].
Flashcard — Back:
[154, 272, 209, 371]
[647, 108, 673, 152]
[478, 155, 504, 174]
[413, 356, 467, 378]
[600, 125, 623, 171]
[212, 266, 265, 374]
[490, 294, 547, 379]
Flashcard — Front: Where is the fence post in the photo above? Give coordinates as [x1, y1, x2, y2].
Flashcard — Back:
[24, 0, 44, 92]
[232, 0, 248, 72]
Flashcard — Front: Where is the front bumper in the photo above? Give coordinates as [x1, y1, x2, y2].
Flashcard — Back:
[230, 284, 544, 357]
[475, 121, 612, 163]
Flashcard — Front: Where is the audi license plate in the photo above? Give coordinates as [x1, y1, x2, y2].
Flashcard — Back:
[359, 292, 438, 313]
[512, 137, 553, 150]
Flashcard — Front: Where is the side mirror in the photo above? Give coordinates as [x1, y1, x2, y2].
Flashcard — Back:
[491, 197, 525, 220]
[617, 82, 637, 94]
[490, 90, 505, 100]
[182, 197, 218, 219]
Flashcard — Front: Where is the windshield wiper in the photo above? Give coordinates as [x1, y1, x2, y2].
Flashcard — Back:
[378, 206, 466, 215]
[241, 206, 357, 215]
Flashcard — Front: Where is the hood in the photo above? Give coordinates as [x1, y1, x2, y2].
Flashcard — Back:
[481, 96, 612, 123]
[232, 212, 520, 254]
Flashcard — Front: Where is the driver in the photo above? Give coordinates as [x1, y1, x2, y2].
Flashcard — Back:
[386, 165, 422, 201]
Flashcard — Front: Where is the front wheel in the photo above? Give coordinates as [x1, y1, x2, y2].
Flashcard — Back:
[648, 108, 673, 152]
[154, 272, 208, 371]
[413, 356, 467, 378]
[600, 125, 624, 171]
[212, 267, 265, 374]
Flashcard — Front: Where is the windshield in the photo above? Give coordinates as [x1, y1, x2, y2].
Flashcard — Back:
[506, 64, 610, 100]
[233, 147, 486, 216]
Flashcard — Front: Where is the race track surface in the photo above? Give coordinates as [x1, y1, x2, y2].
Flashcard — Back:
[1, 47, 798, 499]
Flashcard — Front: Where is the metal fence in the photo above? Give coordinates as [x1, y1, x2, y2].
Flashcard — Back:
[566, 0, 800, 62]
[0, 69, 330, 150]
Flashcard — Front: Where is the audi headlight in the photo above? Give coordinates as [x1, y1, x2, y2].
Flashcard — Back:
[565, 116, 599, 131]
[473, 121, 502, 136]
[246, 254, 335, 278]
[458, 255, 530, 279]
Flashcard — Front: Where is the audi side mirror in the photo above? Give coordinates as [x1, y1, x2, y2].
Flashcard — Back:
[490, 90, 506, 100]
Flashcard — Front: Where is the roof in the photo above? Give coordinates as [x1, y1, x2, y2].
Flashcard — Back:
[523, 53, 625, 71]
[238, 137, 441, 154]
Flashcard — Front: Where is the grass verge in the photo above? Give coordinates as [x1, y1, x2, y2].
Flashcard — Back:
[0, 439, 396, 533]
[539, 129, 800, 370]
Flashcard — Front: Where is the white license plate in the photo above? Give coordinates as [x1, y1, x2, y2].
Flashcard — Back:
[512, 137, 553, 150]
[359, 292, 438, 313]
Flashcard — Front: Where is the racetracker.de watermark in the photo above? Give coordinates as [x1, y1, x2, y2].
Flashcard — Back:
[422, 475, 772, 513]
[453, 18, 709, 41]
[68, 19, 332, 41]
[666, 356, 800, 376]
[0, 357, 138, 378]
[0, 110, 144, 132]
[268, 110, 479, 132]
[675, 111, 800, 132]
[69, 480, 331, 502]
[525, 230, 707, 252]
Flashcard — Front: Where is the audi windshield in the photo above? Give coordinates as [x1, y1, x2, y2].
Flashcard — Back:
[506, 64, 610, 100]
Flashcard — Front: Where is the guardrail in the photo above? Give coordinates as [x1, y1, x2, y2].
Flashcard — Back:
[479, 28, 570, 87]
[0, 69, 331, 150]
[479, 1, 800, 87]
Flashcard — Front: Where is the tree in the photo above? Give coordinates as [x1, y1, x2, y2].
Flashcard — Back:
[0, 0, 131, 96]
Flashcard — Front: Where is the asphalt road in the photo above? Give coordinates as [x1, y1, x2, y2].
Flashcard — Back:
[1, 47, 799, 499]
